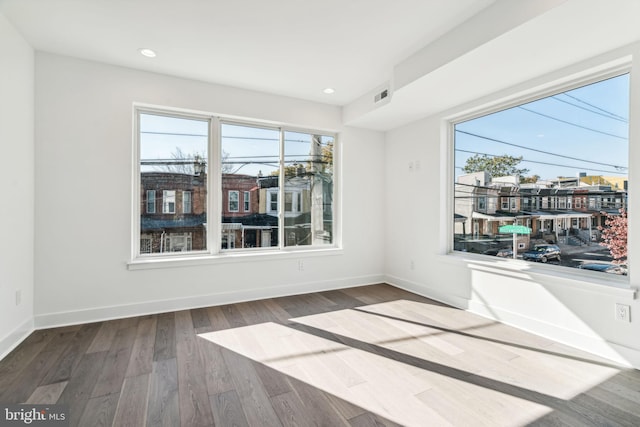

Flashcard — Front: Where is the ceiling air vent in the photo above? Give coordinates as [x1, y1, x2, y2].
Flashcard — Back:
[374, 89, 389, 103]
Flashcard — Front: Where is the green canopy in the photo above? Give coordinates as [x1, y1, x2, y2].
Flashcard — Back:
[499, 225, 531, 234]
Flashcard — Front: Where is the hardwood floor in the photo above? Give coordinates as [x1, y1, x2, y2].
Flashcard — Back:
[1, 284, 639, 426]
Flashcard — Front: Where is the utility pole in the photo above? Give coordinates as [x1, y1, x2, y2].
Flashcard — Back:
[311, 135, 324, 245]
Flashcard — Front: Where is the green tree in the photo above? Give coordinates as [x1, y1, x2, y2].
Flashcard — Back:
[520, 174, 540, 184]
[463, 154, 529, 179]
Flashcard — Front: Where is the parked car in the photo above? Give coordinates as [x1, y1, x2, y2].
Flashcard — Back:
[522, 244, 561, 263]
[579, 263, 627, 275]
[483, 248, 513, 258]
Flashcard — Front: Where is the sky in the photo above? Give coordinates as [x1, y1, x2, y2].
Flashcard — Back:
[139, 115, 333, 176]
[454, 73, 629, 182]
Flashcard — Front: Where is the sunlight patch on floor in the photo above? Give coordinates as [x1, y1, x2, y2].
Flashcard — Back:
[199, 320, 553, 426]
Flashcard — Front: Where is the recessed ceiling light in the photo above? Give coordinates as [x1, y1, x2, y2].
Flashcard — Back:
[138, 48, 157, 58]
[323, 88, 335, 94]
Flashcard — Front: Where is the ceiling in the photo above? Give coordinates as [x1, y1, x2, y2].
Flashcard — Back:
[2, 0, 640, 131]
[0, 0, 494, 106]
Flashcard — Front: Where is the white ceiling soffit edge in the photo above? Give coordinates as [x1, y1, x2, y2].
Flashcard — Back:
[343, 0, 640, 132]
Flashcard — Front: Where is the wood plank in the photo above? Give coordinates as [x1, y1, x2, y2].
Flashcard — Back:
[112, 374, 150, 427]
[270, 390, 312, 427]
[0, 330, 77, 403]
[221, 347, 283, 427]
[252, 360, 292, 398]
[126, 317, 157, 378]
[210, 390, 250, 427]
[221, 303, 248, 328]
[205, 305, 231, 331]
[196, 336, 234, 395]
[87, 320, 120, 353]
[146, 358, 180, 427]
[349, 412, 403, 427]
[0, 330, 56, 391]
[325, 393, 367, 421]
[286, 376, 349, 427]
[262, 298, 295, 323]
[153, 312, 176, 362]
[57, 350, 108, 427]
[175, 310, 215, 426]
[91, 326, 138, 398]
[190, 308, 211, 329]
[41, 322, 102, 385]
[77, 392, 120, 427]
[24, 381, 68, 404]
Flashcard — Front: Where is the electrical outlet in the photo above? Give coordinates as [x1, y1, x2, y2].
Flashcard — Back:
[615, 303, 630, 322]
[410, 260, 415, 270]
[298, 260, 304, 271]
[15, 290, 21, 306]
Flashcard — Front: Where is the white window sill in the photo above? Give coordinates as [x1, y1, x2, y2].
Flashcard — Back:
[127, 247, 344, 270]
[439, 252, 636, 301]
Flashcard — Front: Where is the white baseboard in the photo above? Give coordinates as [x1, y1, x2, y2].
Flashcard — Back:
[34, 274, 386, 329]
[385, 274, 640, 370]
[0, 317, 35, 361]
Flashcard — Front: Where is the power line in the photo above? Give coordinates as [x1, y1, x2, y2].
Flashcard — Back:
[551, 96, 628, 123]
[517, 106, 628, 140]
[455, 149, 627, 175]
[455, 129, 627, 170]
[562, 92, 628, 121]
[141, 130, 332, 145]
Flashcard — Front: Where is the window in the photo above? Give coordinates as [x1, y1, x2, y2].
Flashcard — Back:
[137, 111, 208, 255]
[146, 190, 156, 214]
[454, 73, 629, 276]
[163, 190, 176, 214]
[269, 192, 278, 213]
[183, 191, 192, 214]
[228, 191, 239, 212]
[221, 124, 334, 249]
[134, 108, 337, 259]
[501, 197, 509, 210]
[477, 196, 486, 210]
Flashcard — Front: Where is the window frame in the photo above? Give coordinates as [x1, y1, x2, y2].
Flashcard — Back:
[243, 191, 250, 212]
[228, 190, 239, 213]
[162, 190, 176, 214]
[445, 59, 631, 289]
[131, 105, 340, 265]
[146, 189, 156, 214]
[183, 190, 192, 214]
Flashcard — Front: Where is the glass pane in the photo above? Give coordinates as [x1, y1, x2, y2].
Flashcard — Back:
[221, 123, 280, 249]
[139, 113, 208, 254]
[454, 74, 628, 276]
[284, 131, 334, 246]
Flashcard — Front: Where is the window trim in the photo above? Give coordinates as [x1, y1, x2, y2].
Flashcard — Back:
[183, 190, 192, 214]
[131, 104, 340, 265]
[162, 190, 176, 214]
[243, 191, 250, 212]
[443, 57, 632, 289]
[146, 189, 156, 214]
[228, 190, 239, 213]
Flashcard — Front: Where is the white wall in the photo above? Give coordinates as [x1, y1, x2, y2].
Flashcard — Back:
[0, 13, 35, 358]
[384, 44, 640, 369]
[34, 53, 385, 326]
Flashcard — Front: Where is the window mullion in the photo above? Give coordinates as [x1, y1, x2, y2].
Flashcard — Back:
[278, 128, 285, 249]
[210, 116, 220, 255]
